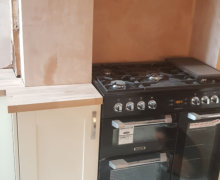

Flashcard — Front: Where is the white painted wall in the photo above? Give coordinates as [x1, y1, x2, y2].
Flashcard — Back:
[0, 0, 12, 68]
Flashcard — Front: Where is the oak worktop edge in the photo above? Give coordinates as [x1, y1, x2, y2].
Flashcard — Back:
[7, 83, 103, 113]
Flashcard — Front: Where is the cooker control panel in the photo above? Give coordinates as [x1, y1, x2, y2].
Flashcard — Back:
[104, 89, 220, 117]
[112, 95, 220, 113]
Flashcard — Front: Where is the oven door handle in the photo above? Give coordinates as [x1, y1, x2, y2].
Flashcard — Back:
[109, 153, 167, 170]
[189, 120, 220, 129]
[112, 115, 172, 128]
[188, 112, 220, 121]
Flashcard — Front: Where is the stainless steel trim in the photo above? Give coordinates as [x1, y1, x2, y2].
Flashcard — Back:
[189, 119, 220, 129]
[188, 112, 220, 121]
[112, 115, 172, 129]
[109, 153, 167, 170]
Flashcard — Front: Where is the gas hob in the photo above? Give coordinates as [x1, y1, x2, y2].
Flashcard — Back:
[92, 58, 220, 118]
[93, 61, 219, 94]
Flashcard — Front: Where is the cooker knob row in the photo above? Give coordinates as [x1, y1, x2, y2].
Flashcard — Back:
[191, 95, 219, 106]
[113, 100, 157, 112]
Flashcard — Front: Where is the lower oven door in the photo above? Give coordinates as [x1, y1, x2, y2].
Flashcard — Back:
[100, 115, 177, 158]
[173, 112, 220, 180]
[99, 152, 172, 180]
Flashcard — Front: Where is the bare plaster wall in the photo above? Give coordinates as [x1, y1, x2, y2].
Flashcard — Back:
[93, 0, 196, 63]
[19, 0, 94, 86]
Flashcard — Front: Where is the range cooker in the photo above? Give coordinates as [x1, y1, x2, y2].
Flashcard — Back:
[92, 58, 220, 180]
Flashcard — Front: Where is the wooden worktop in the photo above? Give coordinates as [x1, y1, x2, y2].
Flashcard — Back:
[0, 69, 23, 96]
[7, 84, 103, 113]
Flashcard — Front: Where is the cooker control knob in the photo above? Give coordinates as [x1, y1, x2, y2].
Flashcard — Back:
[211, 95, 219, 104]
[148, 100, 157, 110]
[201, 96, 210, 104]
[126, 102, 134, 111]
[114, 103, 123, 112]
[137, 101, 145, 111]
[191, 97, 200, 106]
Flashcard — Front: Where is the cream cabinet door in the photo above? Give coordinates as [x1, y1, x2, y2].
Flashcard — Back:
[16, 105, 100, 180]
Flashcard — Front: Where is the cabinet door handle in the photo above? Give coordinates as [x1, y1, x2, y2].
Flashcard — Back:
[109, 153, 167, 170]
[91, 111, 97, 139]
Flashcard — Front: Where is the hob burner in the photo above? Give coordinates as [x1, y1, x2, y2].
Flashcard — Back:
[147, 73, 167, 82]
[109, 80, 126, 90]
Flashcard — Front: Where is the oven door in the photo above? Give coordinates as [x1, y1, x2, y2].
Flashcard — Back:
[100, 115, 177, 158]
[99, 152, 172, 180]
[173, 112, 220, 180]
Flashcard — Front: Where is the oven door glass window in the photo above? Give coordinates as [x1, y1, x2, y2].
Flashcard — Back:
[109, 153, 171, 180]
[112, 115, 177, 147]
[176, 112, 220, 180]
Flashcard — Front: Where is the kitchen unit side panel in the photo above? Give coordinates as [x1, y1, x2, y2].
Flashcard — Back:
[0, 97, 16, 180]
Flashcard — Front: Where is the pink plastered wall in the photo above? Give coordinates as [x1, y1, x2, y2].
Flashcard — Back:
[93, 0, 196, 63]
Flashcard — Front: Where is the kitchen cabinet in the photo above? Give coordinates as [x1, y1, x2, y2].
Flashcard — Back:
[13, 105, 101, 180]
[0, 74, 102, 180]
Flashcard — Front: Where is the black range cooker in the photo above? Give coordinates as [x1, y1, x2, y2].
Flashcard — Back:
[92, 58, 220, 180]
